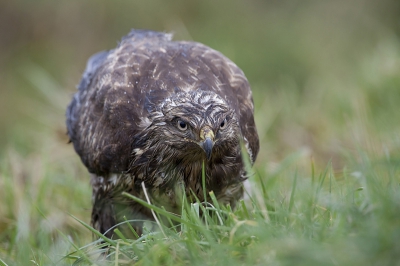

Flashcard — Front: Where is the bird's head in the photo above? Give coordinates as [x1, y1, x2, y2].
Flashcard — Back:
[148, 90, 241, 164]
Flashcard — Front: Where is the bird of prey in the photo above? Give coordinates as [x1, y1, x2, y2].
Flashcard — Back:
[66, 29, 259, 238]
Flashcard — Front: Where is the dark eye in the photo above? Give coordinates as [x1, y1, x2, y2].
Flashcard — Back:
[220, 118, 227, 129]
[177, 120, 188, 131]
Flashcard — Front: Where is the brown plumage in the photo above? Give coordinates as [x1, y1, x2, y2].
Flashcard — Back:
[66, 30, 259, 238]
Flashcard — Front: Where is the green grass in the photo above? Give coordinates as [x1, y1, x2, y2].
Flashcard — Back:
[1, 133, 399, 265]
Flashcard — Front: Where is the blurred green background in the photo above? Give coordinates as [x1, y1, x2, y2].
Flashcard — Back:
[1, 0, 400, 262]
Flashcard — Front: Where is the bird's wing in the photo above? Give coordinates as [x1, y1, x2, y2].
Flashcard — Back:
[78, 50, 110, 91]
[66, 30, 174, 175]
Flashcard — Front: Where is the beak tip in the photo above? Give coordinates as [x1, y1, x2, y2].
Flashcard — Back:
[203, 137, 214, 160]
[206, 151, 212, 161]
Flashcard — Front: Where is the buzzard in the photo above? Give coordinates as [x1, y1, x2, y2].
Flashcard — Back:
[66, 30, 259, 238]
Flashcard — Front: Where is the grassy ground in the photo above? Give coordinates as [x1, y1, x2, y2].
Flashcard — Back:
[1, 0, 400, 265]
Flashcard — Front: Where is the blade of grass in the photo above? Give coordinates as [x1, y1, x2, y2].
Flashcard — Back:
[113, 229, 128, 242]
[0, 258, 9, 266]
[240, 199, 250, 220]
[115, 241, 120, 266]
[201, 162, 210, 229]
[162, 206, 177, 233]
[288, 169, 298, 213]
[209, 191, 224, 225]
[141, 182, 166, 238]
[70, 215, 116, 246]
[202, 160, 207, 203]
[34, 206, 91, 264]
[122, 192, 200, 229]
[123, 216, 140, 239]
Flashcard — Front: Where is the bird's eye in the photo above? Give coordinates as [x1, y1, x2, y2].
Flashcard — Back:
[177, 120, 188, 131]
[220, 118, 227, 129]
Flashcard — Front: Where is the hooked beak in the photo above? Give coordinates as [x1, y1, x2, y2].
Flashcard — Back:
[200, 126, 214, 160]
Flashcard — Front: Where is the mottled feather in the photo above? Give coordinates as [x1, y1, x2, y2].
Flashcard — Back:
[66, 29, 259, 237]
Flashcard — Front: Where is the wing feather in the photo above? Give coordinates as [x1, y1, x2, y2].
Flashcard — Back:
[78, 50, 110, 91]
